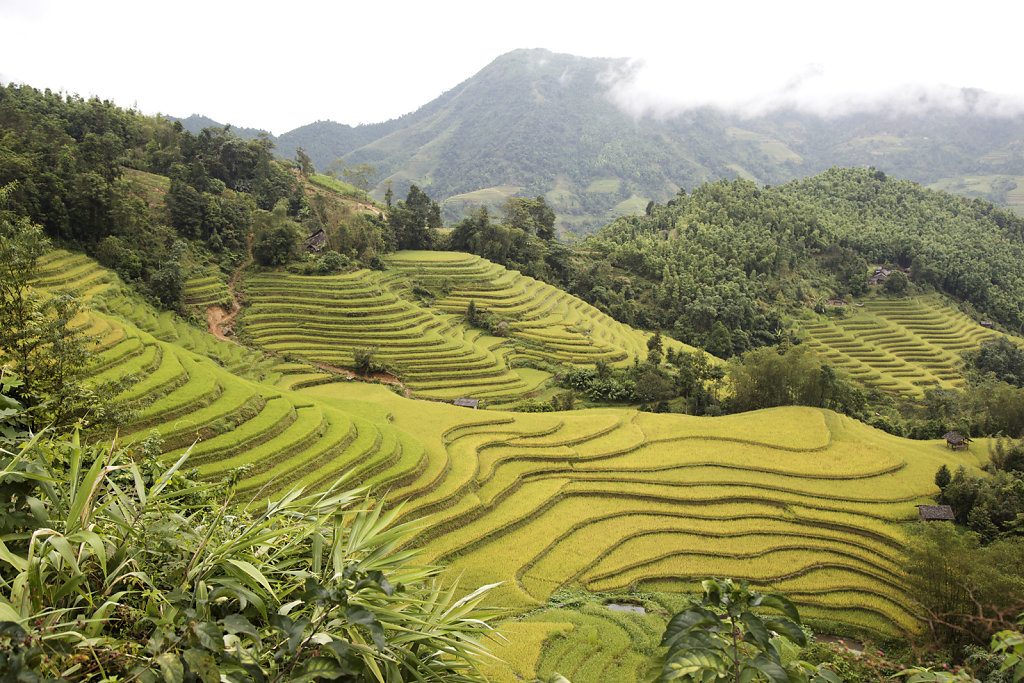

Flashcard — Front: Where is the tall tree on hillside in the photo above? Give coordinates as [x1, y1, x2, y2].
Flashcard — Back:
[295, 146, 315, 176]
[0, 183, 90, 428]
[342, 163, 378, 193]
[502, 195, 556, 239]
[389, 184, 441, 250]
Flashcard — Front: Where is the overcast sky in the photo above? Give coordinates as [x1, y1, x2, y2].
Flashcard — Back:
[2, 0, 1022, 134]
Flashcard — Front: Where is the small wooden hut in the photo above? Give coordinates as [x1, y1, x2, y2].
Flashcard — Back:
[867, 267, 892, 286]
[303, 229, 327, 253]
[943, 431, 970, 450]
[917, 504, 955, 522]
[454, 398, 480, 409]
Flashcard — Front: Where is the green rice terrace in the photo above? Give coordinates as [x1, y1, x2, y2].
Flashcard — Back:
[797, 296, 1003, 397]
[31, 250, 993, 682]
[238, 250, 701, 403]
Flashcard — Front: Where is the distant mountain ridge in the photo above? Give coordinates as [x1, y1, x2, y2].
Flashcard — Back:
[179, 49, 1024, 232]
[170, 114, 269, 140]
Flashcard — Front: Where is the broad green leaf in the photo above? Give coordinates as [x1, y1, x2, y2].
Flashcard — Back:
[193, 621, 224, 652]
[291, 657, 344, 683]
[0, 539, 27, 572]
[811, 665, 843, 683]
[765, 617, 807, 647]
[221, 613, 260, 643]
[740, 611, 774, 656]
[0, 597, 21, 622]
[759, 593, 801, 624]
[746, 652, 790, 683]
[156, 652, 184, 683]
[182, 649, 220, 683]
[663, 648, 731, 680]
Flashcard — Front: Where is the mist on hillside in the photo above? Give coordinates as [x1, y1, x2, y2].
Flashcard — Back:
[601, 56, 1024, 121]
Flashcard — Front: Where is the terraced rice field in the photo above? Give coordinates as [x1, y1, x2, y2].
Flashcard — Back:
[33, 250, 994, 682]
[183, 274, 231, 309]
[239, 251, 703, 403]
[305, 380, 984, 646]
[387, 251, 700, 370]
[798, 296, 1002, 396]
[32, 251, 424, 499]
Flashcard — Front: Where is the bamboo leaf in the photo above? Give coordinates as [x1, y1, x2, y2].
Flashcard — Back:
[0, 597, 20, 622]
[224, 558, 275, 595]
[65, 453, 108, 533]
[0, 539, 28, 572]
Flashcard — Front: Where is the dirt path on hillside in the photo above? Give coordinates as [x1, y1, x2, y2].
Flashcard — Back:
[313, 362, 411, 397]
[207, 234, 253, 343]
[204, 236, 412, 396]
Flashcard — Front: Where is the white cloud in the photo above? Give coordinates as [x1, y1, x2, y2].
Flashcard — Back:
[2, 0, 1023, 132]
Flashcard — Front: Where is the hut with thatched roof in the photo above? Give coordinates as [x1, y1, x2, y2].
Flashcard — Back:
[943, 431, 969, 450]
[917, 504, 955, 522]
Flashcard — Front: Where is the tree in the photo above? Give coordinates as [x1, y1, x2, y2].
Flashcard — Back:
[253, 223, 301, 266]
[342, 163, 378, 193]
[252, 200, 303, 266]
[967, 337, 1024, 387]
[903, 524, 1024, 654]
[660, 578, 839, 682]
[353, 346, 380, 375]
[885, 270, 909, 295]
[295, 146, 315, 176]
[647, 330, 664, 366]
[936, 464, 953, 489]
[389, 185, 442, 250]
[502, 196, 556, 240]
[0, 183, 91, 429]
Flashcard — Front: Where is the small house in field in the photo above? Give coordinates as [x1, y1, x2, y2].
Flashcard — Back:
[454, 398, 480, 409]
[303, 229, 327, 253]
[867, 267, 892, 286]
[917, 504, 955, 522]
[943, 431, 970, 450]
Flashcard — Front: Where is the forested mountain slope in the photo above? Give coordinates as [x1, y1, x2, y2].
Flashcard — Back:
[554, 169, 1024, 356]
[268, 49, 1024, 231]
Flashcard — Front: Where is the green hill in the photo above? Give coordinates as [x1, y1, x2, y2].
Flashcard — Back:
[272, 49, 1024, 232]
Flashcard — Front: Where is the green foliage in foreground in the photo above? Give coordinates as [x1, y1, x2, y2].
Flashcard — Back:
[0, 424, 499, 681]
[660, 578, 839, 683]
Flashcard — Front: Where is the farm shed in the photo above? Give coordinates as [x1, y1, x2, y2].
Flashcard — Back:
[917, 504, 955, 522]
[942, 431, 970, 450]
[454, 398, 480, 409]
[867, 267, 892, 286]
[303, 228, 327, 253]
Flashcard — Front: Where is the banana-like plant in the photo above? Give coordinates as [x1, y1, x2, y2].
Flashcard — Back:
[0, 430, 501, 682]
